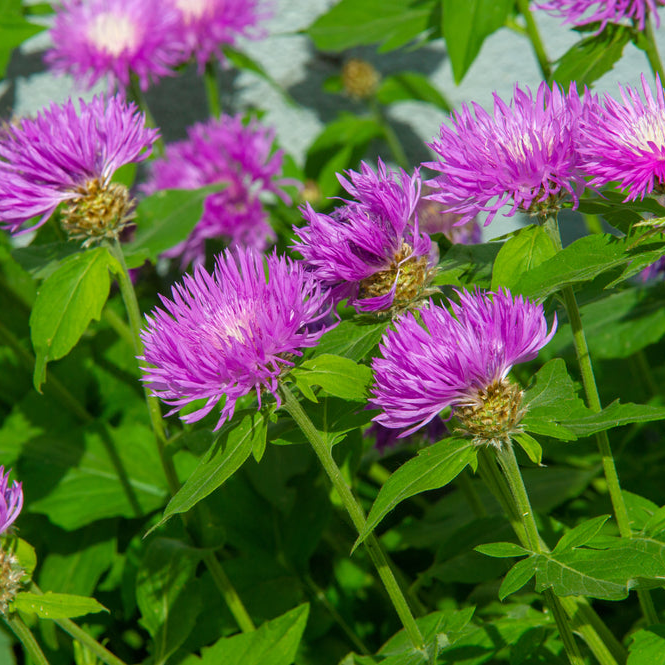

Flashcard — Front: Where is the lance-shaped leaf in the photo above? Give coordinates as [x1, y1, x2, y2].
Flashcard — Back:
[292, 354, 373, 402]
[354, 437, 478, 550]
[13, 591, 107, 619]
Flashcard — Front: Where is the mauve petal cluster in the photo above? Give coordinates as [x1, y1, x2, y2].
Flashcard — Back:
[536, 0, 663, 30]
[578, 74, 665, 200]
[169, 0, 270, 70]
[370, 289, 556, 435]
[0, 467, 23, 535]
[143, 114, 290, 267]
[0, 95, 157, 235]
[140, 248, 333, 429]
[45, 0, 186, 92]
[426, 82, 592, 226]
[293, 160, 433, 313]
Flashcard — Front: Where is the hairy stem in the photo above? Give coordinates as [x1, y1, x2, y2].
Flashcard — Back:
[5, 613, 51, 665]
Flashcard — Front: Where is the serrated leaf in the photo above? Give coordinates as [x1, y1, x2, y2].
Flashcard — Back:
[13, 591, 107, 619]
[156, 411, 265, 528]
[376, 72, 451, 110]
[475, 542, 530, 558]
[306, 0, 434, 52]
[491, 225, 556, 291]
[292, 354, 373, 401]
[511, 432, 543, 465]
[354, 437, 477, 550]
[29, 247, 119, 390]
[553, 516, 610, 554]
[443, 0, 513, 83]
[123, 185, 223, 268]
[196, 604, 309, 665]
[499, 557, 537, 600]
[552, 24, 631, 88]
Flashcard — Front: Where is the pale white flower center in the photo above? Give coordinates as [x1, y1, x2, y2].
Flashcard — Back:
[207, 306, 255, 349]
[629, 112, 665, 152]
[87, 12, 139, 56]
[174, 0, 214, 22]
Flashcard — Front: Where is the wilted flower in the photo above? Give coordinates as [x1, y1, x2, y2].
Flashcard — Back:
[169, 0, 270, 70]
[426, 82, 592, 226]
[293, 160, 435, 315]
[0, 95, 157, 239]
[535, 0, 663, 31]
[0, 468, 22, 536]
[143, 114, 290, 267]
[578, 74, 665, 200]
[45, 0, 186, 92]
[370, 289, 556, 444]
[140, 248, 333, 429]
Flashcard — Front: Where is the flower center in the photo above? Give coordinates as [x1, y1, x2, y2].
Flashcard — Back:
[174, 0, 213, 21]
[456, 378, 525, 447]
[342, 59, 380, 100]
[87, 12, 139, 56]
[628, 111, 665, 152]
[61, 180, 135, 246]
[207, 305, 256, 350]
[358, 242, 433, 313]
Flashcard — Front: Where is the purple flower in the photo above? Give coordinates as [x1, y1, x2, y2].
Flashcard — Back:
[143, 114, 291, 267]
[293, 160, 435, 314]
[0, 468, 23, 535]
[535, 0, 663, 31]
[370, 289, 556, 437]
[169, 0, 270, 70]
[45, 0, 186, 92]
[0, 95, 157, 236]
[578, 74, 665, 200]
[140, 248, 333, 429]
[425, 82, 592, 226]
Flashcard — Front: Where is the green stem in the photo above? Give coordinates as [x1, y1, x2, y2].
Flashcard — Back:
[103, 307, 135, 349]
[106, 239, 255, 633]
[202, 552, 255, 632]
[128, 76, 164, 156]
[641, 14, 665, 81]
[476, 448, 626, 665]
[495, 444, 584, 665]
[541, 216, 659, 625]
[515, 0, 551, 80]
[204, 60, 222, 119]
[280, 384, 425, 653]
[583, 213, 604, 235]
[5, 614, 51, 665]
[370, 100, 409, 170]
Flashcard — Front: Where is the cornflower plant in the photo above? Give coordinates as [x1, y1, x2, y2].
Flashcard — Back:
[4, 2, 665, 665]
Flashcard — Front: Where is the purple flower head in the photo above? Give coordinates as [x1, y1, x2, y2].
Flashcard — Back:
[370, 288, 556, 438]
[45, 0, 186, 92]
[169, 0, 271, 71]
[0, 95, 157, 236]
[0, 468, 23, 536]
[578, 74, 665, 200]
[140, 248, 334, 429]
[293, 160, 435, 314]
[143, 114, 291, 267]
[535, 0, 663, 31]
[426, 82, 593, 226]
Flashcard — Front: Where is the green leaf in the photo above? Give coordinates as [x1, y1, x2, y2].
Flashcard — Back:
[490, 225, 556, 291]
[512, 432, 543, 465]
[136, 538, 202, 665]
[499, 557, 537, 600]
[306, 0, 434, 52]
[123, 185, 223, 268]
[15, 539, 37, 579]
[511, 233, 631, 299]
[29, 247, 119, 390]
[13, 591, 107, 619]
[376, 72, 451, 111]
[438, 242, 502, 289]
[311, 319, 388, 362]
[195, 604, 309, 665]
[552, 24, 631, 88]
[443, 0, 513, 83]
[0, 6, 44, 78]
[292, 354, 373, 401]
[157, 411, 266, 528]
[475, 542, 530, 558]
[12, 243, 81, 281]
[553, 515, 610, 554]
[561, 400, 665, 438]
[354, 437, 477, 550]
[628, 627, 665, 664]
